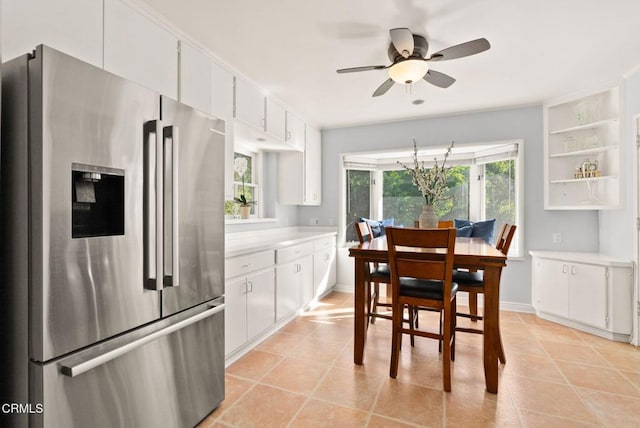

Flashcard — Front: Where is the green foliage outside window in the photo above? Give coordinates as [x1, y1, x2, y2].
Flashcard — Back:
[383, 167, 470, 227]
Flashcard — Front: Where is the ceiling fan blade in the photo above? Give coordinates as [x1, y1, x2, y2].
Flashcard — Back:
[372, 78, 395, 97]
[428, 38, 490, 61]
[423, 70, 456, 88]
[390, 28, 414, 58]
[336, 65, 387, 73]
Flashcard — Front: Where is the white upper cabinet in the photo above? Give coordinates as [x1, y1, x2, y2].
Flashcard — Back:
[279, 124, 322, 205]
[104, 0, 178, 99]
[212, 62, 234, 120]
[212, 61, 236, 199]
[266, 97, 286, 141]
[304, 125, 322, 205]
[285, 111, 305, 152]
[2, 0, 103, 67]
[234, 75, 265, 130]
[178, 41, 212, 114]
[544, 86, 622, 210]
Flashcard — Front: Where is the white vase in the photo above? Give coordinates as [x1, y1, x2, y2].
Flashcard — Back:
[418, 205, 438, 228]
[239, 206, 251, 219]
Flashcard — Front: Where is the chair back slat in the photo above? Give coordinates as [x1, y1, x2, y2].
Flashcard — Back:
[495, 224, 517, 255]
[355, 222, 373, 244]
[396, 259, 447, 280]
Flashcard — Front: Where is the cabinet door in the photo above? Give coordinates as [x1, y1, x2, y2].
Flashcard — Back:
[299, 255, 314, 308]
[212, 62, 234, 120]
[276, 262, 299, 321]
[285, 112, 305, 151]
[234, 75, 265, 130]
[104, 0, 178, 98]
[179, 41, 212, 114]
[535, 258, 569, 318]
[568, 263, 607, 329]
[266, 98, 286, 141]
[2, 0, 104, 68]
[313, 249, 336, 299]
[225, 276, 248, 356]
[246, 268, 275, 340]
[211, 61, 235, 198]
[304, 125, 322, 205]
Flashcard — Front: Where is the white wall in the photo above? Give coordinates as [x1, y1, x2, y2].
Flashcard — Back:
[599, 71, 640, 259]
[299, 105, 601, 306]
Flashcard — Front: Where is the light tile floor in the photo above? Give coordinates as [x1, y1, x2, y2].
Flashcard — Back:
[199, 291, 640, 427]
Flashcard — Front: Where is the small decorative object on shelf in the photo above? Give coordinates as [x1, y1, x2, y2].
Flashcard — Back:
[573, 159, 600, 179]
[398, 139, 454, 228]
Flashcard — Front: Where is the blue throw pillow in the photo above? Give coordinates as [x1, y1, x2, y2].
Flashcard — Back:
[454, 219, 496, 243]
[454, 219, 472, 229]
[456, 225, 473, 237]
[471, 219, 496, 243]
[379, 218, 395, 236]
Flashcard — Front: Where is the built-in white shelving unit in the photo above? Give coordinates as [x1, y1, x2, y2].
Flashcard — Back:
[544, 86, 622, 210]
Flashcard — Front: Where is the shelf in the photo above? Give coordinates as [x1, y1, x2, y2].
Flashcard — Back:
[549, 146, 617, 158]
[549, 118, 618, 135]
[550, 176, 615, 184]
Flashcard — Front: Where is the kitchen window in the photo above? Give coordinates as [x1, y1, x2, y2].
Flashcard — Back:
[341, 140, 523, 257]
[232, 150, 260, 217]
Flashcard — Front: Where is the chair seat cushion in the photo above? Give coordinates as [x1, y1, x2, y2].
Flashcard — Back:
[370, 264, 389, 278]
[452, 269, 484, 286]
[398, 277, 458, 300]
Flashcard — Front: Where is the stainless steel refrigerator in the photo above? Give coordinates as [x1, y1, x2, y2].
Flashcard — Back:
[0, 45, 225, 428]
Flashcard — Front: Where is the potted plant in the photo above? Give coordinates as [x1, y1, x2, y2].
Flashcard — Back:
[233, 156, 257, 219]
[398, 139, 453, 228]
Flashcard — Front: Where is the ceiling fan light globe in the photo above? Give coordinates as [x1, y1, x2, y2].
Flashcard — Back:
[389, 59, 429, 84]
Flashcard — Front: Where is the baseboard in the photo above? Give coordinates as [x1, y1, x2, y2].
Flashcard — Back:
[536, 311, 632, 343]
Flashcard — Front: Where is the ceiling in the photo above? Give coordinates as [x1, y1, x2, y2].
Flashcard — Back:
[137, 0, 640, 129]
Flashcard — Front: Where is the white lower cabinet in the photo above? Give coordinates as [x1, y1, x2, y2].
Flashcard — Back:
[530, 251, 633, 341]
[225, 250, 275, 357]
[313, 237, 337, 298]
[276, 256, 313, 321]
[225, 232, 337, 361]
[276, 242, 314, 321]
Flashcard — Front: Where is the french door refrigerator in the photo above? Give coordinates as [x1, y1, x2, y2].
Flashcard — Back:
[0, 45, 225, 428]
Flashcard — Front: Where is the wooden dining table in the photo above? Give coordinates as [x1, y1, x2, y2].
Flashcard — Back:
[349, 235, 507, 394]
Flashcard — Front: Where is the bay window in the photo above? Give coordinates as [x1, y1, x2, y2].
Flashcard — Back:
[341, 140, 523, 256]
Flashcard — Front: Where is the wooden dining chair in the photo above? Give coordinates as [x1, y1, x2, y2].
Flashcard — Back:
[413, 220, 454, 228]
[386, 226, 458, 392]
[355, 222, 392, 324]
[438, 220, 454, 228]
[454, 223, 516, 364]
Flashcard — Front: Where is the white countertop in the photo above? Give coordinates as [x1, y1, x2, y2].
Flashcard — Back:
[529, 250, 633, 267]
[226, 226, 337, 258]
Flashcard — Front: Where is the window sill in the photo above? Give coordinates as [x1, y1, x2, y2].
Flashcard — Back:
[225, 218, 278, 225]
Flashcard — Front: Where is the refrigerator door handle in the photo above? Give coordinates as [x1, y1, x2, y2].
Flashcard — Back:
[163, 125, 180, 287]
[60, 300, 225, 377]
[143, 120, 164, 290]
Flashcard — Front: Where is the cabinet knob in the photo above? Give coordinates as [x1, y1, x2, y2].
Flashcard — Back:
[570, 265, 576, 275]
[562, 264, 568, 274]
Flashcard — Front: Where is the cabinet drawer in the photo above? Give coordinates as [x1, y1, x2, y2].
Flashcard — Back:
[277, 242, 314, 265]
[313, 236, 335, 252]
[226, 250, 274, 279]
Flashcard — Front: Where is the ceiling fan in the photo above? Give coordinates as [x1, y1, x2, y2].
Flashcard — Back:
[336, 28, 490, 97]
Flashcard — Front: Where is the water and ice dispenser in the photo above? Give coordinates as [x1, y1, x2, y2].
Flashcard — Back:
[72, 163, 125, 238]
